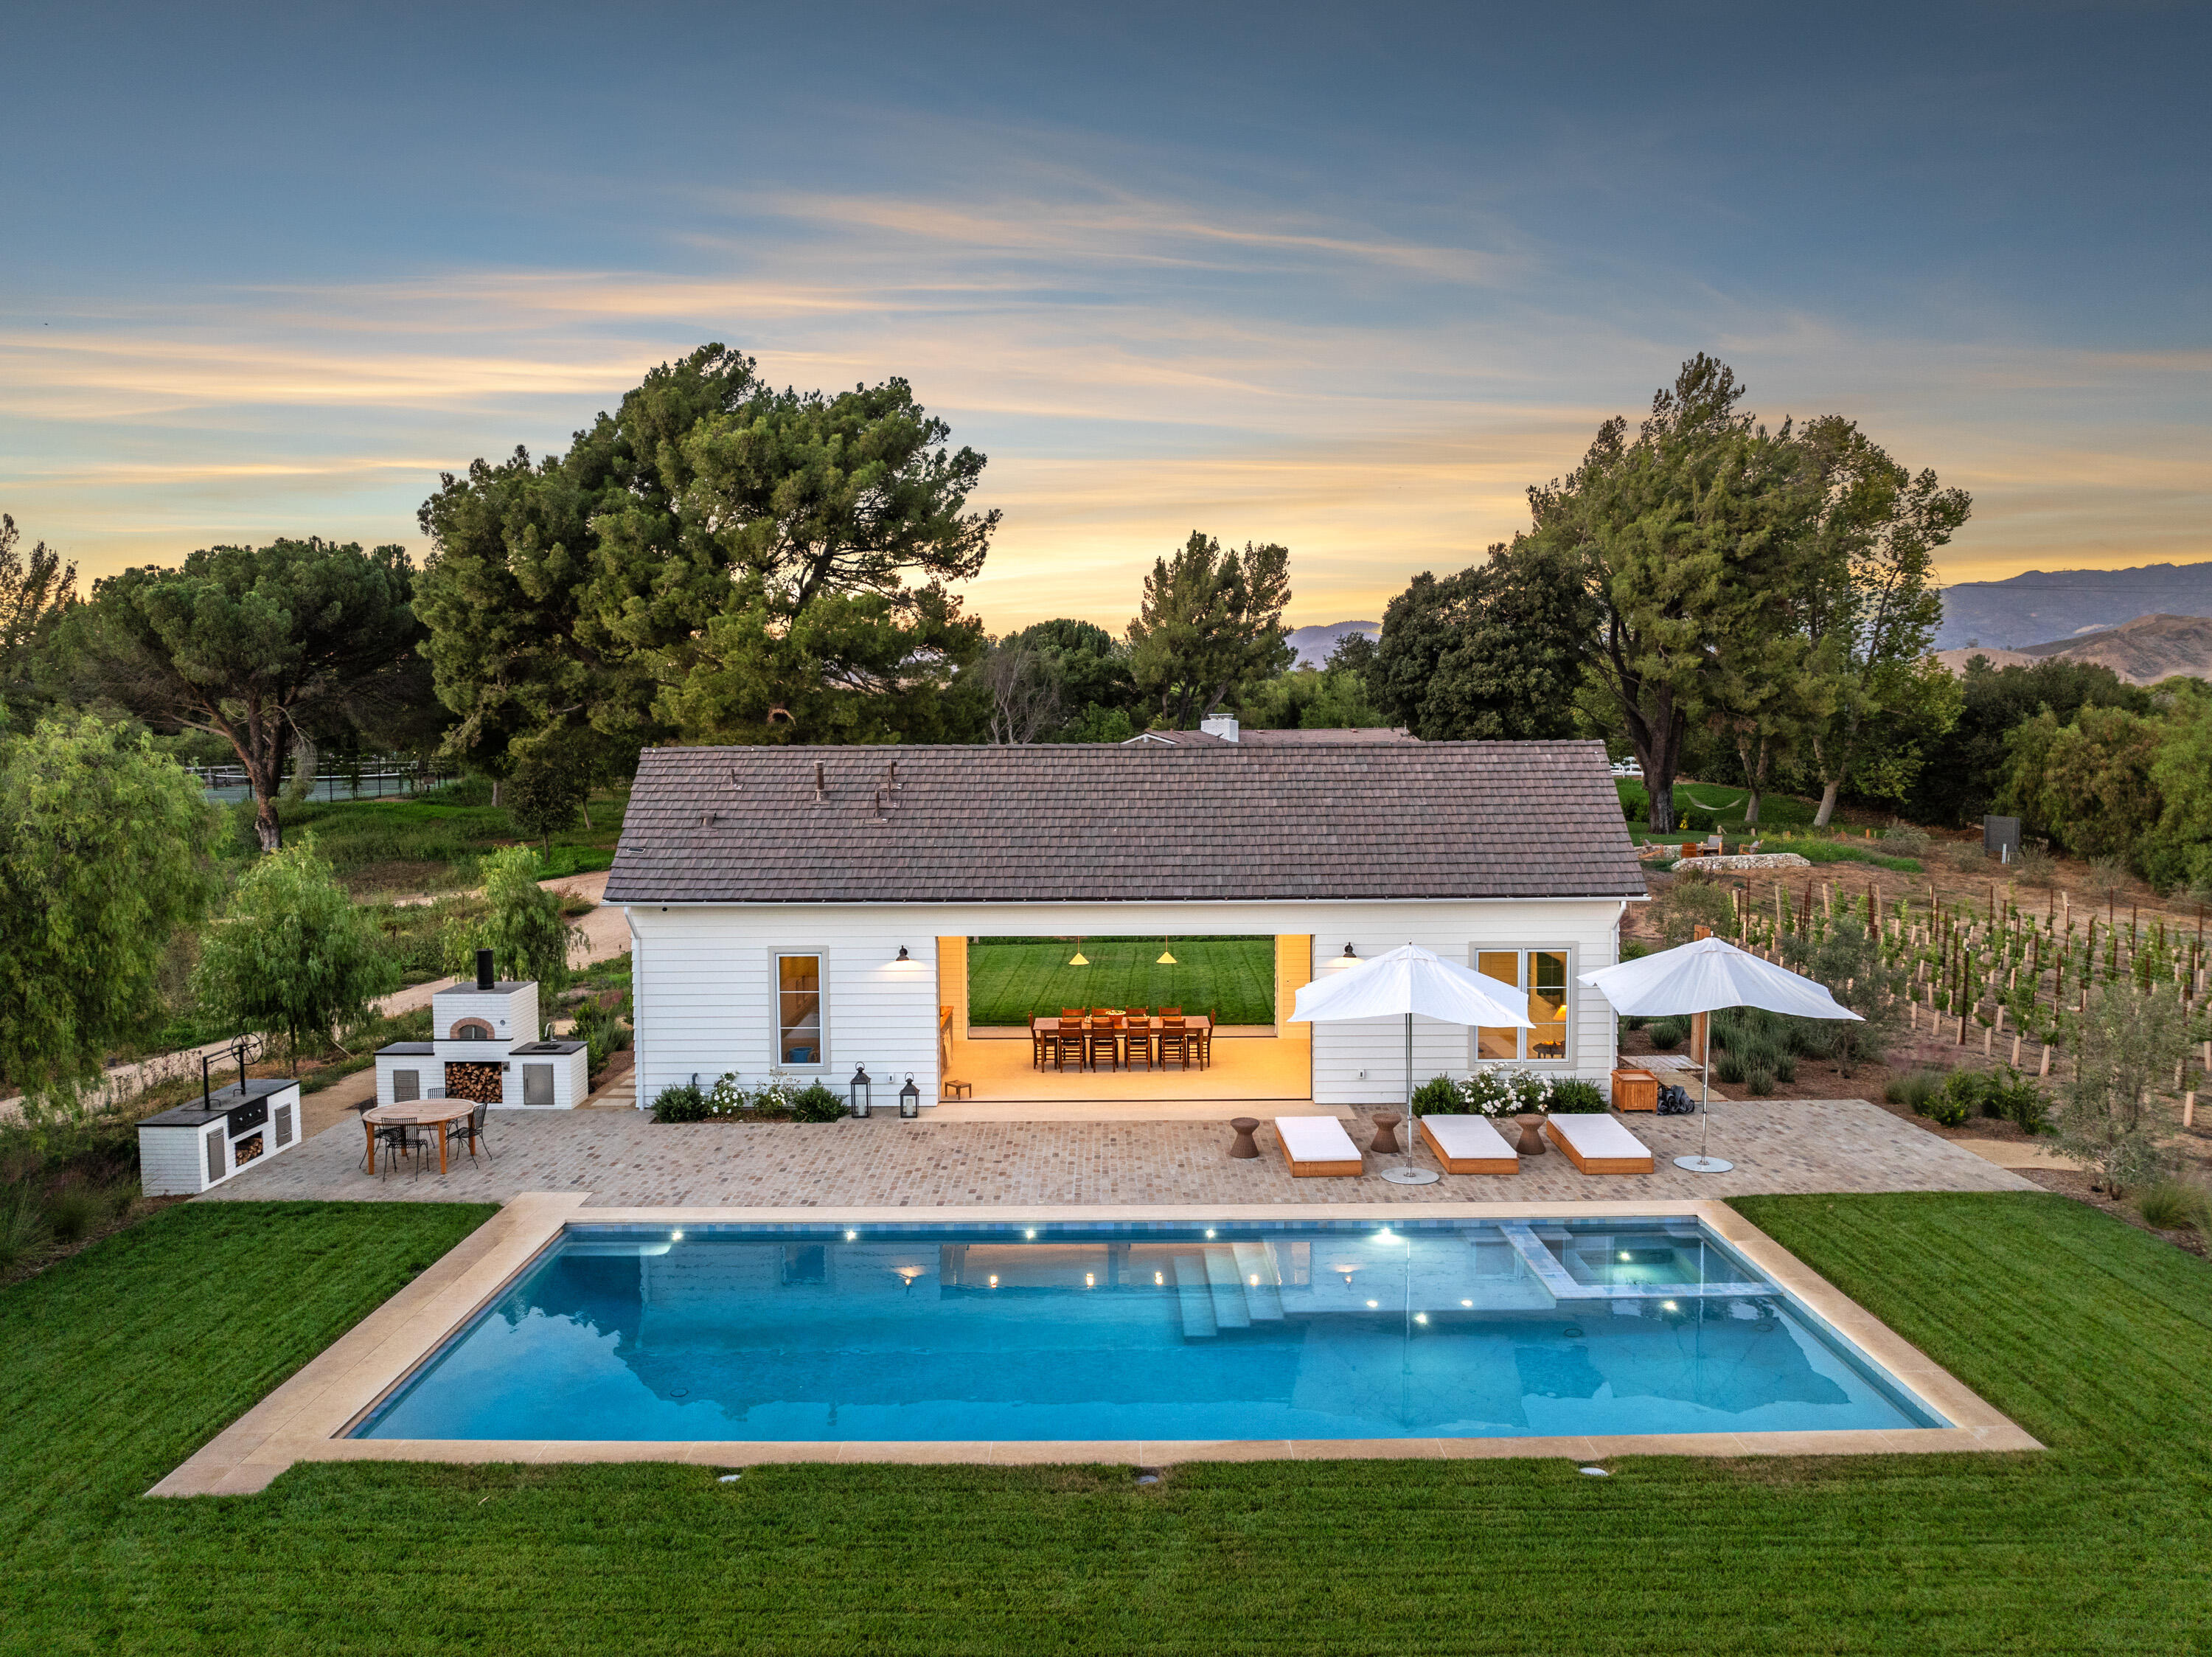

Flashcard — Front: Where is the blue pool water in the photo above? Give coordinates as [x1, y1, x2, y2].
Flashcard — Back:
[355, 1218, 1944, 1442]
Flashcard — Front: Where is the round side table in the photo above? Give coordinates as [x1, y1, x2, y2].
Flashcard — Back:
[1514, 1113, 1548, 1156]
[1370, 1112, 1403, 1154]
[1228, 1116, 1262, 1159]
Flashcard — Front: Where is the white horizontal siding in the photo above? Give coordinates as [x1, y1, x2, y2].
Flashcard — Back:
[627, 898, 1627, 1112]
[431, 984, 538, 1043]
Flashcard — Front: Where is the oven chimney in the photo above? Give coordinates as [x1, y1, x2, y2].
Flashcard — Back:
[476, 948, 495, 990]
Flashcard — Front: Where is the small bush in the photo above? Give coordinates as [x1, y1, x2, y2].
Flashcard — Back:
[2014, 846, 2058, 889]
[1624, 1015, 1648, 1032]
[1647, 1017, 1689, 1051]
[1944, 839, 1989, 872]
[1921, 1089, 1971, 1128]
[571, 999, 632, 1076]
[790, 1083, 847, 1123]
[1886, 1069, 1943, 1111]
[1714, 1047, 1747, 1085]
[43, 1186, 102, 1246]
[653, 1080, 711, 1123]
[1742, 1063, 1778, 1097]
[1546, 1078, 1606, 1114]
[2135, 1178, 2210, 1233]
[1882, 824, 1933, 855]
[1412, 1076, 1467, 1114]
[1460, 1070, 1519, 1116]
[0, 1187, 48, 1273]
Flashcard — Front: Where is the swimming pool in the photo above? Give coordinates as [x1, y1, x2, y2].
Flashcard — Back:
[354, 1217, 1945, 1443]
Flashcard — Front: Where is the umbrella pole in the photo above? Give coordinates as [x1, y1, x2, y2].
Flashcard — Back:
[1672, 1012, 1735, 1174]
[1381, 1010, 1440, 1184]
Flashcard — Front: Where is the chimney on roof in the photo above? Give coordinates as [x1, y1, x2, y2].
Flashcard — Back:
[814, 760, 825, 802]
[888, 758, 900, 789]
[475, 948, 495, 991]
[1200, 714, 1240, 743]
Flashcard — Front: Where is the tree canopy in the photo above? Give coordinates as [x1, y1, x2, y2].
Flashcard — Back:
[1371, 539, 1595, 742]
[0, 714, 218, 1112]
[0, 515, 77, 732]
[416, 344, 998, 763]
[193, 836, 399, 1066]
[1127, 533, 1293, 729]
[442, 846, 580, 999]
[58, 538, 423, 850]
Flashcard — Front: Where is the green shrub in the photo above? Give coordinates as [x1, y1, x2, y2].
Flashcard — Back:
[1411, 1076, 1467, 1114]
[0, 1187, 48, 1273]
[1886, 1069, 1943, 1111]
[42, 1186, 102, 1246]
[1646, 1017, 1688, 1051]
[1623, 1015, 1648, 1031]
[1714, 1047, 1747, 1085]
[1921, 1090, 1971, 1128]
[1742, 1063, 1778, 1097]
[2135, 1178, 2210, 1233]
[571, 998, 631, 1076]
[790, 1083, 846, 1123]
[652, 1080, 711, 1122]
[1545, 1078, 1606, 1113]
[1882, 824, 1933, 855]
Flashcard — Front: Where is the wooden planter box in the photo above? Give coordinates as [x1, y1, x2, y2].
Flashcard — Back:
[1610, 1067, 1659, 1112]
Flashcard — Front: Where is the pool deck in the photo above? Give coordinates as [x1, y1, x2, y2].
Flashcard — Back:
[147, 1192, 2041, 1497]
[205, 1096, 2038, 1209]
[155, 1100, 2042, 1496]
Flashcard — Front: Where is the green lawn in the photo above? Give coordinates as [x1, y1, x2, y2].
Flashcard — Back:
[967, 936, 1276, 1024]
[4, 1192, 2211, 1653]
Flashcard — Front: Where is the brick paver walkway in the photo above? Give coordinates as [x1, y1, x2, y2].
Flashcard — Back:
[208, 1098, 2035, 1208]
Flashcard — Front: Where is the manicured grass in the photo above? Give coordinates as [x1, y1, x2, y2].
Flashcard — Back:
[967, 936, 1276, 1025]
[5, 1192, 2211, 1653]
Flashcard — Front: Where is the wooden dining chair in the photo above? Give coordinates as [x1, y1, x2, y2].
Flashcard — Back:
[1158, 1016, 1190, 1071]
[1086, 1018, 1122, 1071]
[1124, 1014, 1155, 1071]
[1060, 1007, 1085, 1023]
[1160, 1006, 1183, 1018]
[1200, 1007, 1217, 1069]
[1030, 1015, 1049, 1071]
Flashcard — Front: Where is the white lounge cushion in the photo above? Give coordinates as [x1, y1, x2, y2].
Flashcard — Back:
[1546, 1112, 1650, 1160]
[1419, 1114, 1516, 1162]
[1274, 1115, 1361, 1162]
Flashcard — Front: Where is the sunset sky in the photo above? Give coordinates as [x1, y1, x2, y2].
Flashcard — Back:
[3, 2, 2205, 631]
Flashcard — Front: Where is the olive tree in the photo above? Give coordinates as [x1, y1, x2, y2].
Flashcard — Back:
[2053, 982, 2194, 1194]
[442, 846, 580, 1000]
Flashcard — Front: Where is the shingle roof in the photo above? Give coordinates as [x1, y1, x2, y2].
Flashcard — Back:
[605, 740, 1643, 905]
[1237, 726, 1414, 746]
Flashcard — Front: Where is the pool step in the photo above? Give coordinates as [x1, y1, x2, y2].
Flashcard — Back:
[1201, 1247, 1252, 1329]
[1172, 1254, 1217, 1338]
[1229, 1241, 1284, 1320]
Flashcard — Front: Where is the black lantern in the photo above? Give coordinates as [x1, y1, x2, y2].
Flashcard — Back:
[849, 1064, 872, 1119]
[899, 1074, 921, 1119]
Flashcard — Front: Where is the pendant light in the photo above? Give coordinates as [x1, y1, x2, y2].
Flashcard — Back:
[1156, 935, 1178, 965]
[1068, 936, 1089, 967]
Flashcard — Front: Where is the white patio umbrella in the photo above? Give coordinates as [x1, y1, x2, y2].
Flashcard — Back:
[1578, 935, 1863, 1173]
[1287, 943, 1534, 1185]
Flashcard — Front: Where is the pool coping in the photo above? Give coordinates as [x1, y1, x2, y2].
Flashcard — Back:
[147, 1193, 2041, 1496]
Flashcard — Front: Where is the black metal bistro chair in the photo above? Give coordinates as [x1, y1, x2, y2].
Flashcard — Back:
[445, 1100, 495, 1164]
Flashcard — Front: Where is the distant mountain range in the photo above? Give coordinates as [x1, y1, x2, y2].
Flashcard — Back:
[1935, 562, 2212, 650]
[1287, 620, 1380, 668]
[1935, 614, 2212, 686]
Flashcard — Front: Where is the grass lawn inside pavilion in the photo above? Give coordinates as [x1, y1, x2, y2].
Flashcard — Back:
[8, 1192, 2212, 1653]
[966, 935, 1276, 1026]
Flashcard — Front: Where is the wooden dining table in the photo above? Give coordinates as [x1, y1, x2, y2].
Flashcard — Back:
[1034, 1015, 1211, 1071]
[361, 1098, 479, 1175]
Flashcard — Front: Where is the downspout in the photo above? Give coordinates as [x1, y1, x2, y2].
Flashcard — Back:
[628, 909, 645, 1110]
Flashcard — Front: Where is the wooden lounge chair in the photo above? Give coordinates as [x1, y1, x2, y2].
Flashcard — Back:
[1544, 1111, 1656, 1175]
[1273, 1115, 1363, 1178]
[1417, 1114, 1518, 1175]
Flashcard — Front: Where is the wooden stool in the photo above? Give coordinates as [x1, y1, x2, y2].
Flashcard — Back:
[1370, 1112, 1402, 1154]
[942, 1080, 973, 1100]
[1228, 1116, 1262, 1159]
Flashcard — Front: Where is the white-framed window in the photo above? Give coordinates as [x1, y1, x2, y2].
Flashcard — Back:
[1471, 946, 1572, 1063]
[775, 953, 826, 1069]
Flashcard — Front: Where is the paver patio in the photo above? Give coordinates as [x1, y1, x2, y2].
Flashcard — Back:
[206, 1097, 2035, 1208]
